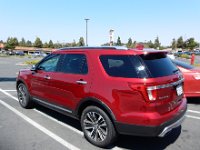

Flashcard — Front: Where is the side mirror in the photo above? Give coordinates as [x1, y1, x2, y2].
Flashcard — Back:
[31, 65, 37, 71]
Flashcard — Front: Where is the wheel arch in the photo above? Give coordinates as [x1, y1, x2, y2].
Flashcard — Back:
[75, 97, 116, 122]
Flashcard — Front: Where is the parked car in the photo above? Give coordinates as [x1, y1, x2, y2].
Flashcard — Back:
[17, 46, 186, 148]
[172, 59, 200, 97]
[32, 51, 47, 57]
[193, 50, 200, 55]
[174, 50, 184, 56]
[15, 51, 25, 56]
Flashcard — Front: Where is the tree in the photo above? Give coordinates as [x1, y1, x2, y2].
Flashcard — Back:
[19, 38, 26, 47]
[78, 37, 85, 46]
[72, 40, 77, 47]
[5, 37, 19, 49]
[53, 42, 63, 48]
[34, 37, 43, 48]
[43, 42, 49, 48]
[116, 36, 122, 46]
[48, 40, 54, 48]
[147, 40, 154, 48]
[177, 36, 184, 49]
[185, 38, 198, 50]
[154, 36, 161, 49]
[26, 40, 32, 47]
[171, 38, 177, 50]
[127, 38, 133, 48]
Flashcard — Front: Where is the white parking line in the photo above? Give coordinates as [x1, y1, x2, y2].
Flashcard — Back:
[34, 109, 83, 136]
[0, 99, 80, 150]
[188, 110, 200, 114]
[0, 89, 123, 150]
[0, 89, 18, 101]
[0, 88, 83, 135]
[186, 115, 200, 120]
[3, 90, 17, 92]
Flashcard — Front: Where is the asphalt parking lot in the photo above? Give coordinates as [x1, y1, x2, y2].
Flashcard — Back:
[0, 56, 200, 150]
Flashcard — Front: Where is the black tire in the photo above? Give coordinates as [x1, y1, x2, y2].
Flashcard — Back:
[17, 83, 33, 108]
[81, 106, 117, 148]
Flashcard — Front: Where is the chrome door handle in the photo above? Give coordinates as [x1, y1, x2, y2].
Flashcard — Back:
[76, 80, 87, 85]
[44, 75, 51, 80]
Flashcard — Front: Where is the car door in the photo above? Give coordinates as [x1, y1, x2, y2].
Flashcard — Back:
[47, 53, 91, 110]
[30, 54, 61, 101]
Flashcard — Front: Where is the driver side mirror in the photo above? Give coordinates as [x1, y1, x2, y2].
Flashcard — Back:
[31, 65, 36, 71]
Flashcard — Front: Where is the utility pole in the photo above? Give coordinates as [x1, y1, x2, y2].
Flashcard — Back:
[85, 19, 89, 46]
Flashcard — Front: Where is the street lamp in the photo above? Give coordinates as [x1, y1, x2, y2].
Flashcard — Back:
[84, 18, 89, 46]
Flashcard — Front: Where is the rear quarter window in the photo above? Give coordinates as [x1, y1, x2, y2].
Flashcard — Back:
[100, 55, 148, 78]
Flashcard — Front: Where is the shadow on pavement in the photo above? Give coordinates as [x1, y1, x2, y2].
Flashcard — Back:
[35, 104, 181, 149]
[0, 77, 16, 82]
[116, 126, 181, 150]
[35, 104, 82, 131]
[187, 97, 200, 104]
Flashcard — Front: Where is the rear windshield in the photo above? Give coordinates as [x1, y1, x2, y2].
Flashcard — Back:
[139, 53, 178, 77]
[172, 59, 194, 69]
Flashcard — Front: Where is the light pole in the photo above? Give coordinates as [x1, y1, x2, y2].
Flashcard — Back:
[85, 18, 89, 46]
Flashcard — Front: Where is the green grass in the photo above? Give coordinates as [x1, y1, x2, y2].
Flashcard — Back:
[24, 60, 40, 65]
[180, 54, 190, 59]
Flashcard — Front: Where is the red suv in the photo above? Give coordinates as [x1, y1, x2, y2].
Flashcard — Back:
[16, 47, 187, 148]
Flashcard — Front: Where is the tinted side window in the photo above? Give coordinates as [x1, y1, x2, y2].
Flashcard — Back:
[100, 55, 147, 78]
[37, 54, 60, 72]
[60, 54, 88, 74]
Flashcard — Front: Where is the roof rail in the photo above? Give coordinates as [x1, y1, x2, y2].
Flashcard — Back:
[59, 46, 128, 50]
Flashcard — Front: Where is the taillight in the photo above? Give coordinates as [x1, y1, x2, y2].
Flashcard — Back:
[128, 82, 158, 102]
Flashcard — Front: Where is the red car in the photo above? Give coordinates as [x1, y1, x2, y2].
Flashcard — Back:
[173, 59, 200, 97]
[17, 47, 187, 148]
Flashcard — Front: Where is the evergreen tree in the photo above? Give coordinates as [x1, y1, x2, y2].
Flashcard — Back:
[19, 38, 26, 46]
[116, 36, 122, 46]
[26, 40, 32, 47]
[72, 40, 77, 47]
[177, 36, 184, 49]
[171, 38, 177, 50]
[34, 37, 43, 48]
[78, 37, 85, 46]
[43, 42, 49, 48]
[48, 40, 54, 48]
[127, 38, 133, 48]
[154, 37, 161, 49]
[148, 40, 154, 48]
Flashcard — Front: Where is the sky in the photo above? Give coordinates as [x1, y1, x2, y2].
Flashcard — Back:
[1, 0, 200, 46]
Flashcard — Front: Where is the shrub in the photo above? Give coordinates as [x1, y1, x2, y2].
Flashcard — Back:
[180, 54, 190, 59]
[24, 60, 40, 65]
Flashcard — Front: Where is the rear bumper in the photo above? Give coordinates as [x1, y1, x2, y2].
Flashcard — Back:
[115, 105, 186, 137]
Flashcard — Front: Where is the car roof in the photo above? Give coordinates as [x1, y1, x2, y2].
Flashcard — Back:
[52, 46, 168, 55]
